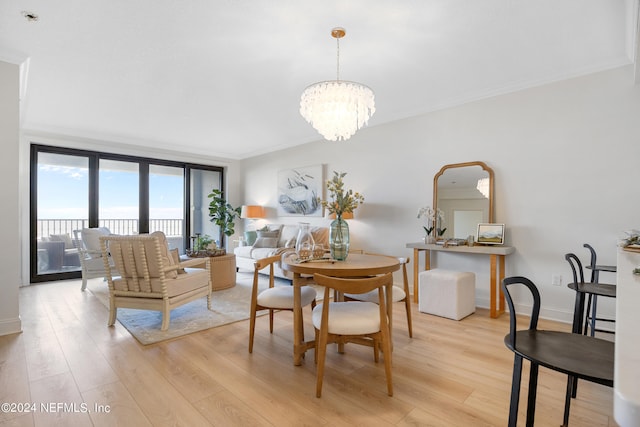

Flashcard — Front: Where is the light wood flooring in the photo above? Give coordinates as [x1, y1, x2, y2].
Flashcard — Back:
[0, 278, 615, 426]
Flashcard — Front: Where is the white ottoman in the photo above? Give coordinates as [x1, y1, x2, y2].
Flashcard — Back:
[418, 269, 476, 320]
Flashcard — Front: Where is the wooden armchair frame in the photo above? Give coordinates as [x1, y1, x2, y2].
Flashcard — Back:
[100, 233, 212, 331]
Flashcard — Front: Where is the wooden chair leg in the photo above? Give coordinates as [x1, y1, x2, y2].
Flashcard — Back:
[316, 326, 329, 397]
[249, 309, 257, 353]
[404, 297, 413, 338]
[508, 355, 523, 427]
[269, 309, 274, 333]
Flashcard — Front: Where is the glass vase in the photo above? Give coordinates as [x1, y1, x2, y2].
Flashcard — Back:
[295, 222, 314, 260]
[329, 216, 350, 261]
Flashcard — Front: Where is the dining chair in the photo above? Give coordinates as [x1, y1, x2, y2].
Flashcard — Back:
[581, 244, 617, 336]
[312, 273, 394, 398]
[344, 256, 413, 337]
[502, 276, 614, 427]
[565, 252, 616, 336]
[248, 254, 316, 354]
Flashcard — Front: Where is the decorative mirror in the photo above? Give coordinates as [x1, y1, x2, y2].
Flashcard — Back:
[433, 161, 494, 239]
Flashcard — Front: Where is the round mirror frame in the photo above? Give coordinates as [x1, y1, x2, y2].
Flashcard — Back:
[433, 161, 495, 225]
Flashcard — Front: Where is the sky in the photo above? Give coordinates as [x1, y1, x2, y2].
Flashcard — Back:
[38, 163, 184, 220]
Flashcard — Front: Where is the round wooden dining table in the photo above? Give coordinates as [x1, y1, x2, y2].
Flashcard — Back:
[281, 252, 400, 365]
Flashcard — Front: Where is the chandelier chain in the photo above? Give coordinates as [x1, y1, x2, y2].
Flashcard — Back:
[336, 37, 340, 81]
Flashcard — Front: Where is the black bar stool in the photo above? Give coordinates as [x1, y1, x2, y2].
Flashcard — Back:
[565, 252, 616, 336]
[582, 244, 617, 336]
[502, 276, 614, 426]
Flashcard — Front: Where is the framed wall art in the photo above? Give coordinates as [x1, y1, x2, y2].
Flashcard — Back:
[477, 223, 505, 245]
[277, 165, 323, 216]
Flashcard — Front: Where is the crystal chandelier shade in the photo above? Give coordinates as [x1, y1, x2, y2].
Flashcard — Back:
[477, 177, 490, 198]
[300, 80, 375, 141]
[300, 27, 375, 141]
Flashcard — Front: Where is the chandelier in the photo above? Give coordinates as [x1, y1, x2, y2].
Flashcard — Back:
[476, 178, 490, 198]
[300, 27, 375, 141]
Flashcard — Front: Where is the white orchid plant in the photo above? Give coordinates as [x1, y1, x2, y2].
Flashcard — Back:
[417, 206, 446, 236]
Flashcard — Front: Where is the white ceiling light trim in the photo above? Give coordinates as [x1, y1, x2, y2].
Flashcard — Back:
[300, 27, 375, 141]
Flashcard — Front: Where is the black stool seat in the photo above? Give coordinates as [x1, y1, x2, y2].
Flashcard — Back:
[505, 330, 614, 386]
[567, 282, 616, 298]
[585, 264, 617, 273]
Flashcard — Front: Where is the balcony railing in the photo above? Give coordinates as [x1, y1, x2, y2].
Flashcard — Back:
[36, 219, 184, 239]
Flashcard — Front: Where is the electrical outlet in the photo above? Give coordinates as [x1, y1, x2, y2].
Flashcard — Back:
[552, 274, 562, 286]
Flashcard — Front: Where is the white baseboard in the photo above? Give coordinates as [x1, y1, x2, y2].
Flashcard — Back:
[0, 316, 22, 337]
[475, 297, 574, 326]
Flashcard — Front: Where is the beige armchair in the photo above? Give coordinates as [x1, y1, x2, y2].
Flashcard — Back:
[100, 231, 212, 331]
[74, 227, 114, 291]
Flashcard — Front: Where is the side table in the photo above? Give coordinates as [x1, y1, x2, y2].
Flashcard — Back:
[183, 253, 236, 291]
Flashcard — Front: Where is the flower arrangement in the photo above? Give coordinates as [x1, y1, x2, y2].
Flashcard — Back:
[319, 171, 364, 218]
[417, 206, 446, 237]
[417, 206, 435, 236]
[620, 229, 640, 247]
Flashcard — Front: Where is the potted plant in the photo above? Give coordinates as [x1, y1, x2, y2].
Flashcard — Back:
[208, 189, 241, 239]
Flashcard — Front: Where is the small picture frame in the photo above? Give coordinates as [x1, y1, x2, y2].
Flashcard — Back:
[477, 223, 505, 245]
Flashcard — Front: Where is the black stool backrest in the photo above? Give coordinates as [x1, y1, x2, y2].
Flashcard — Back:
[565, 253, 585, 285]
[583, 243, 598, 282]
[501, 276, 541, 349]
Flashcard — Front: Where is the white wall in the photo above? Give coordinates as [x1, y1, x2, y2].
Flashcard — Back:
[0, 60, 22, 335]
[240, 65, 640, 323]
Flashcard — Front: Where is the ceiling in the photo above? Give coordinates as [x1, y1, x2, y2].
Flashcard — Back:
[0, 1, 637, 160]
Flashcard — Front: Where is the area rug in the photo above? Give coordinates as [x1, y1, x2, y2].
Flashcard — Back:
[87, 272, 293, 345]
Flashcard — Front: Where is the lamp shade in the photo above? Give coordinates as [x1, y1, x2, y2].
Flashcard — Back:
[240, 205, 265, 219]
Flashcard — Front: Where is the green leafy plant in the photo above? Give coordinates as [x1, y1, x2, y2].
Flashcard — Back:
[194, 234, 214, 251]
[208, 189, 241, 237]
[318, 171, 364, 218]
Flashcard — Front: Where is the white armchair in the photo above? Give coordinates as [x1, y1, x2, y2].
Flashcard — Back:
[74, 227, 114, 291]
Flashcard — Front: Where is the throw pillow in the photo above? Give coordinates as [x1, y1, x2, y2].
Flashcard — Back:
[50, 233, 73, 249]
[256, 230, 279, 239]
[150, 231, 178, 279]
[169, 248, 186, 274]
[253, 236, 279, 248]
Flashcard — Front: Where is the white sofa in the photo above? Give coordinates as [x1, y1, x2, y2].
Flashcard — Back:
[234, 223, 329, 279]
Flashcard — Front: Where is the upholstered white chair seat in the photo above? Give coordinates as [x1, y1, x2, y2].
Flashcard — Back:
[257, 286, 316, 309]
[345, 285, 406, 304]
[312, 301, 382, 335]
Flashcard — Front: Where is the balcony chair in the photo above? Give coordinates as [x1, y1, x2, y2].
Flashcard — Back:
[74, 227, 115, 291]
[100, 231, 212, 331]
[312, 273, 394, 398]
[248, 254, 316, 353]
[48, 233, 81, 267]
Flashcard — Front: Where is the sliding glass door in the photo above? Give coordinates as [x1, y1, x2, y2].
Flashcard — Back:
[99, 159, 140, 235]
[190, 168, 221, 249]
[31, 145, 224, 283]
[33, 151, 88, 278]
[150, 164, 185, 252]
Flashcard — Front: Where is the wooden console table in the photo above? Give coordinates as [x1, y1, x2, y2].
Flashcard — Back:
[405, 242, 515, 318]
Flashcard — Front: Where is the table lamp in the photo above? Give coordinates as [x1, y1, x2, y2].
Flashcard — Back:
[240, 205, 265, 245]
